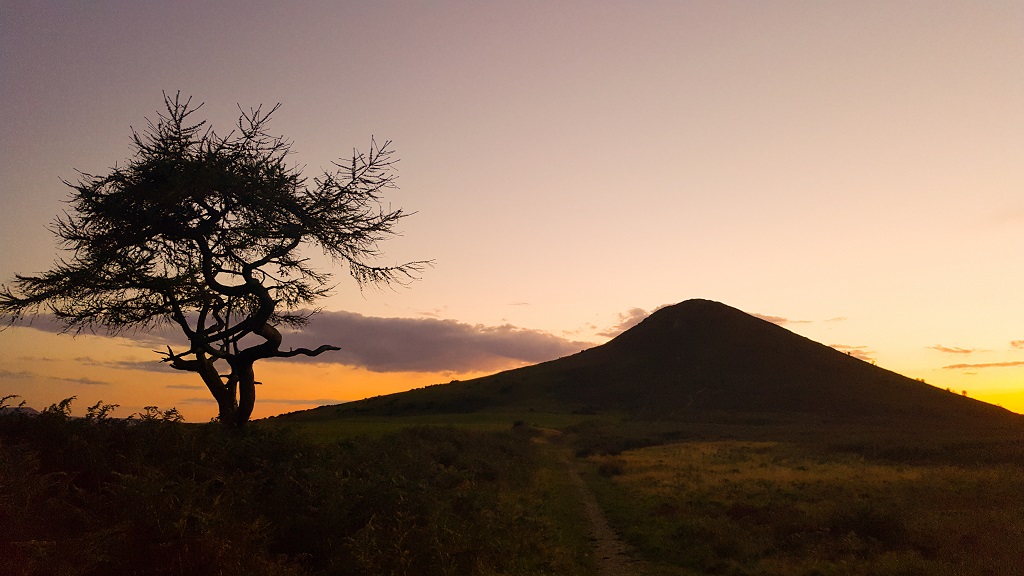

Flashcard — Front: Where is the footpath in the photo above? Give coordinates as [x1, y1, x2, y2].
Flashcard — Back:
[560, 454, 652, 576]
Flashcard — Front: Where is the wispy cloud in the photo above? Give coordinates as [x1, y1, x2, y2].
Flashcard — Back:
[18, 355, 60, 362]
[929, 345, 977, 354]
[1011, 340, 1024, 350]
[753, 313, 812, 326]
[52, 375, 110, 386]
[943, 361, 1024, 370]
[830, 344, 875, 362]
[175, 397, 216, 404]
[596, 304, 678, 338]
[259, 397, 349, 406]
[562, 322, 598, 337]
[417, 306, 448, 319]
[166, 384, 204, 390]
[597, 308, 650, 338]
[0, 369, 34, 379]
[74, 356, 168, 372]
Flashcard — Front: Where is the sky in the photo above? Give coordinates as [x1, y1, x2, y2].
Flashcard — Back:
[2, 1, 1023, 420]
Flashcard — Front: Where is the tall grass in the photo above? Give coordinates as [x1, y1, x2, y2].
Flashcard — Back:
[585, 440, 1024, 576]
[0, 396, 587, 576]
[277, 410, 603, 442]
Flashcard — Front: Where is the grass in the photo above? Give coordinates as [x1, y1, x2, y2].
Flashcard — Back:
[9, 391, 1024, 576]
[583, 439, 1024, 576]
[270, 409, 612, 442]
[0, 397, 597, 576]
[263, 404, 1024, 575]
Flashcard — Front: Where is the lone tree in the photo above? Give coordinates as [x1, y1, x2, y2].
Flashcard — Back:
[0, 93, 427, 426]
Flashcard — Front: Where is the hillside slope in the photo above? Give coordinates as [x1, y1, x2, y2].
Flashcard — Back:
[307, 299, 1020, 426]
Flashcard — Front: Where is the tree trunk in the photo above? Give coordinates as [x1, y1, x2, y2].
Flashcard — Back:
[217, 397, 239, 427]
[234, 362, 257, 426]
[191, 352, 241, 427]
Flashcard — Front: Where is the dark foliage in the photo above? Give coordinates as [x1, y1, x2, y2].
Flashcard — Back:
[0, 397, 554, 576]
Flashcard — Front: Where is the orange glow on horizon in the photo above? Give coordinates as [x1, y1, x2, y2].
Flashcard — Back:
[2, 326, 1023, 422]
[0, 327, 509, 422]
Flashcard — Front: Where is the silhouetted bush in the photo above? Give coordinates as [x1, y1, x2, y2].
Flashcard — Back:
[0, 397, 556, 575]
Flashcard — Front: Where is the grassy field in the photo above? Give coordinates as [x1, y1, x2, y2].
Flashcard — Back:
[268, 404, 1024, 575]
[7, 393, 1024, 575]
[270, 408, 613, 441]
[583, 439, 1024, 576]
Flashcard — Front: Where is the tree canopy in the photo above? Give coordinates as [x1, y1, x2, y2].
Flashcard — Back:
[0, 93, 427, 426]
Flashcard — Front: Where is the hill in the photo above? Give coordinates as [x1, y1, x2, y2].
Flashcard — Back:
[296, 299, 1020, 428]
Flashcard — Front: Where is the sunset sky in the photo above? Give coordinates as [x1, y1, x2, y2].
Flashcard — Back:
[2, 1, 1023, 420]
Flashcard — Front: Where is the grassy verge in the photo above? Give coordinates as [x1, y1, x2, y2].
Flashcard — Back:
[582, 440, 1024, 576]
[519, 434, 600, 576]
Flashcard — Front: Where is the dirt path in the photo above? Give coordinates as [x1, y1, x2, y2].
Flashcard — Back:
[562, 455, 651, 576]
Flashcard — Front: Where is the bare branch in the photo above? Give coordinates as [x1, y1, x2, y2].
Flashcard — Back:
[274, 344, 341, 358]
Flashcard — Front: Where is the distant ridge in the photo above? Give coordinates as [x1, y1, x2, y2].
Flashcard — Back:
[311, 299, 1020, 426]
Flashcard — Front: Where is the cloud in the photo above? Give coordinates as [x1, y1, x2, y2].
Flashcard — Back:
[74, 356, 169, 372]
[280, 310, 593, 372]
[18, 355, 60, 362]
[52, 375, 110, 386]
[830, 344, 875, 362]
[752, 313, 812, 326]
[10, 314, 180, 347]
[1011, 340, 1024, 350]
[0, 369, 34, 379]
[929, 345, 977, 354]
[175, 397, 217, 404]
[12, 310, 594, 374]
[5, 314, 68, 333]
[166, 384, 205, 390]
[561, 322, 599, 337]
[417, 306, 448, 319]
[943, 361, 1024, 370]
[597, 308, 650, 338]
[259, 397, 349, 406]
[752, 313, 788, 325]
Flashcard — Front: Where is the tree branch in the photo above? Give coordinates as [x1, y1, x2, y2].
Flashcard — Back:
[274, 344, 341, 358]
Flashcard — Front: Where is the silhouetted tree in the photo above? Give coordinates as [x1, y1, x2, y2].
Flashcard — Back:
[0, 92, 427, 426]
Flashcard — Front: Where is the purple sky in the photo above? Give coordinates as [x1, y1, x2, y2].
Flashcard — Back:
[3, 1, 1024, 418]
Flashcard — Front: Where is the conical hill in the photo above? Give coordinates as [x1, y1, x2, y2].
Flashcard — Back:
[323, 299, 1020, 426]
